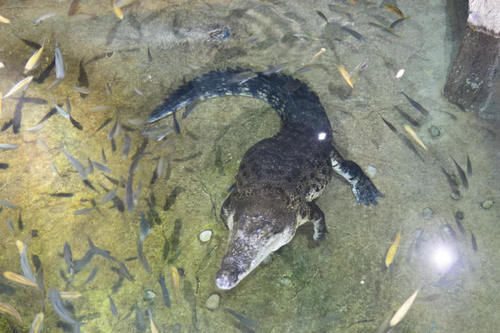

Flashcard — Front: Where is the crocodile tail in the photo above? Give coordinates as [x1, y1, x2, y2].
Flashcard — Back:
[147, 69, 331, 135]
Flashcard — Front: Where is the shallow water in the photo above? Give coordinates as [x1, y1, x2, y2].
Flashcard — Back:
[0, 0, 499, 332]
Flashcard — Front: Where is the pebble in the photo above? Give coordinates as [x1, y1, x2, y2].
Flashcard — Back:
[366, 165, 376, 177]
[450, 191, 461, 200]
[143, 289, 156, 301]
[429, 126, 440, 137]
[481, 200, 494, 209]
[422, 207, 433, 219]
[455, 211, 464, 220]
[199, 229, 213, 243]
[205, 293, 220, 310]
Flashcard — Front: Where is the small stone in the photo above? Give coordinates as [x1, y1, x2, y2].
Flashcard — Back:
[481, 200, 494, 209]
[450, 191, 461, 200]
[429, 126, 440, 137]
[422, 207, 433, 219]
[199, 229, 213, 243]
[205, 293, 220, 310]
[143, 289, 156, 301]
[455, 211, 464, 220]
[366, 165, 376, 177]
[279, 277, 292, 287]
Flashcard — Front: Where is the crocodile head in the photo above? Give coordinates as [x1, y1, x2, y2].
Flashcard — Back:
[216, 195, 296, 290]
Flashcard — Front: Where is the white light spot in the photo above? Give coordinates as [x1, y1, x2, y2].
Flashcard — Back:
[432, 244, 457, 272]
[395, 69, 405, 79]
[360, 280, 365, 285]
[318, 132, 326, 141]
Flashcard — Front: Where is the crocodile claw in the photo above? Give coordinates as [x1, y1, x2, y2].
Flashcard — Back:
[352, 177, 384, 206]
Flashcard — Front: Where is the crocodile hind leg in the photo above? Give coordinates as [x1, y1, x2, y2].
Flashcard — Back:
[330, 148, 383, 205]
[308, 201, 327, 241]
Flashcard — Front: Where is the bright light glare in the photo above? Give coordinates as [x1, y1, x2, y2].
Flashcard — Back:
[432, 245, 457, 271]
[318, 132, 326, 141]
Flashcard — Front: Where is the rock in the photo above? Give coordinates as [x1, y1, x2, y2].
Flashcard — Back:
[429, 126, 440, 137]
[143, 289, 156, 302]
[366, 165, 376, 177]
[199, 229, 213, 243]
[455, 210, 464, 220]
[481, 200, 494, 209]
[423, 207, 433, 219]
[450, 191, 461, 200]
[205, 293, 220, 310]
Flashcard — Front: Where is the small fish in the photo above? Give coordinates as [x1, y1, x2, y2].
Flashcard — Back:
[113, 4, 124, 20]
[134, 87, 144, 96]
[158, 273, 171, 308]
[163, 186, 184, 211]
[471, 232, 478, 251]
[63, 242, 74, 275]
[12, 93, 25, 134]
[0, 144, 19, 150]
[0, 200, 19, 209]
[82, 266, 98, 286]
[147, 47, 153, 62]
[78, 60, 89, 97]
[454, 211, 465, 234]
[18, 37, 41, 49]
[24, 40, 44, 74]
[3, 76, 34, 99]
[49, 192, 74, 197]
[87, 158, 94, 174]
[384, 4, 405, 18]
[29, 312, 44, 333]
[49, 288, 80, 327]
[34, 58, 55, 84]
[60, 291, 82, 299]
[338, 65, 353, 89]
[441, 167, 460, 195]
[54, 42, 65, 79]
[442, 224, 457, 239]
[173, 110, 181, 134]
[0, 14, 11, 24]
[74, 207, 93, 215]
[451, 157, 468, 189]
[380, 116, 398, 133]
[263, 63, 288, 76]
[101, 187, 118, 204]
[119, 262, 135, 281]
[316, 10, 328, 23]
[34, 13, 56, 25]
[62, 149, 87, 180]
[96, 117, 113, 133]
[17, 213, 23, 231]
[68, 0, 80, 16]
[109, 295, 118, 317]
[1, 120, 13, 132]
[385, 230, 401, 269]
[311, 47, 326, 61]
[404, 125, 427, 150]
[390, 16, 410, 29]
[400, 135, 424, 161]
[389, 288, 419, 327]
[466, 154, 472, 176]
[3, 271, 38, 288]
[147, 309, 159, 333]
[369, 22, 400, 37]
[0, 302, 22, 325]
[54, 103, 69, 119]
[395, 106, 419, 127]
[400, 91, 429, 116]
[18, 241, 36, 283]
[225, 308, 258, 328]
[70, 116, 83, 130]
[171, 266, 181, 298]
[122, 134, 131, 159]
[341, 26, 364, 41]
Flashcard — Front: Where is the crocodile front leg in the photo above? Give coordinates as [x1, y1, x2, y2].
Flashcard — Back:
[330, 148, 383, 205]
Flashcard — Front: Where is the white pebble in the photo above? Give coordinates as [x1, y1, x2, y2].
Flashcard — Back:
[199, 229, 213, 242]
[205, 293, 220, 310]
[0, 61, 4, 69]
[366, 165, 376, 177]
[395, 69, 405, 79]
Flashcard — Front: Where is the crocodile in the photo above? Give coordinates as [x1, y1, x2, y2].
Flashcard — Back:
[147, 68, 383, 290]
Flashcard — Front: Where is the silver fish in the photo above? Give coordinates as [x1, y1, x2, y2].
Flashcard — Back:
[54, 42, 65, 79]
[0, 144, 19, 150]
[34, 13, 56, 25]
[101, 187, 118, 204]
[49, 288, 80, 327]
[62, 150, 87, 180]
[122, 134, 131, 160]
[3, 76, 34, 99]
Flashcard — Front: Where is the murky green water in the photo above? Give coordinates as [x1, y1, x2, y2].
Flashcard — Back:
[1, 0, 499, 332]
